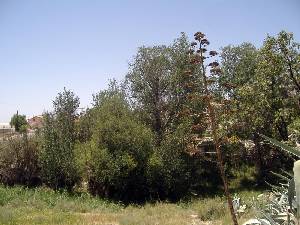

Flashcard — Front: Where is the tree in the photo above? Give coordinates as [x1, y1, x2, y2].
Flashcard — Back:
[220, 43, 258, 100]
[220, 31, 300, 138]
[274, 31, 300, 95]
[10, 112, 28, 133]
[88, 84, 153, 202]
[220, 32, 300, 179]
[126, 33, 203, 145]
[40, 88, 80, 190]
[126, 34, 225, 201]
[146, 121, 193, 200]
[254, 31, 299, 141]
[0, 135, 40, 186]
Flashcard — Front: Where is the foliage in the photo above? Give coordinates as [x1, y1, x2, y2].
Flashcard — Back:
[219, 31, 300, 183]
[76, 108, 93, 143]
[220, 31, 300, 141]
[74, 141, 93, 183]
[0, 135, 41, 186]
[254, 31, 299, 140]
[248, 135, 300, 225]
[262, 135, 300, 158]
[9, 113, 28, 133]
[40, 88, 80, 190]
[88, 86, 154, 202]
[125, 33, 219, 201]
[146, 121, 192, 200]
[126, 33, 204, 145]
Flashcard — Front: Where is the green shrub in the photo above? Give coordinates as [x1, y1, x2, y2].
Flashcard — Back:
[88, 91, 153, 202]
[74, 141, 93, 183]
[0, 135, 41, 186]
[147, 138, 190, 200]
[146, 121, 223, 200]
[40, 88, 80, 190]
[146, 122, 194, 200]
[76, 108, 93, 143]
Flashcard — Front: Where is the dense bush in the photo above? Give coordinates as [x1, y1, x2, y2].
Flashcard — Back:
[0, 135, 41, 186]
[40, 88, 80, 190]
[147, 122, 223, 200]
[146, 123, 192, 200]
[74, 141, 92, 182]
[9, 113, 28, 133]
[76, 108, 93, 143]
[88, 91, 153, 202]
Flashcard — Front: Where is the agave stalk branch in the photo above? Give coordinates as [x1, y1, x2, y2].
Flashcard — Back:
[198, 40, 239, 225]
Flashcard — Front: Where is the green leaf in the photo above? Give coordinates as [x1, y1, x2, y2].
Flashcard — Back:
[270, 171, 290, 182]
[260, 134, 300, 158]
[279, 169, 293, 178]
[288, 178, 295, 212]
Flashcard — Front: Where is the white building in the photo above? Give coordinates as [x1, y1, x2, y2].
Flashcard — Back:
[0, 123, 15, 136]
[0, 123, 13, 129]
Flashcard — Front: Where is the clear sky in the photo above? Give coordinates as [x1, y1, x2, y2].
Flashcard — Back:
[0, 0, 299, 122]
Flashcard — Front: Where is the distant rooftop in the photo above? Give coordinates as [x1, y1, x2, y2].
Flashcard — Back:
[0, 123, 13, 129]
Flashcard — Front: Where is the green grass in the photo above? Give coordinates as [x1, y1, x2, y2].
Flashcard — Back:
[0, 185, 261, 225]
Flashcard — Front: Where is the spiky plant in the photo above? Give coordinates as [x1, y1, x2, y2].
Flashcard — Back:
[256, 135, 300, 225]
[294, 161, 300, 224]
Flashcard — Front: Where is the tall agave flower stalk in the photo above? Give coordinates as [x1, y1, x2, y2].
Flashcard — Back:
[188, 32, 239, 225]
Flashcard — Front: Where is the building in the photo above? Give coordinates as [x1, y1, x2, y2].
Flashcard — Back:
[0, 123, 15, 137]
[27, 115, 43, 130]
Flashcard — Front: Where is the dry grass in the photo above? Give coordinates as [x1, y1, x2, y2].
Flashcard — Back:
[0, 185, 260, 225]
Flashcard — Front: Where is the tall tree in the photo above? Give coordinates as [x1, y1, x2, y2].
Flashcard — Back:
[89, 84, 153, 201]
[220, 31, 300, 141]
[126, 33, 203, 145]
[10, 111, 28, 133]
[219, 31, 300, 181]
[41, 88, 80, 190]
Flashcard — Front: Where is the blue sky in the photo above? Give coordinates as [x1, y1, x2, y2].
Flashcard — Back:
[0, 0, 299, 122]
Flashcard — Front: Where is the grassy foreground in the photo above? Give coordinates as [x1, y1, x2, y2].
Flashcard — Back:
[0, 185, 260, 225]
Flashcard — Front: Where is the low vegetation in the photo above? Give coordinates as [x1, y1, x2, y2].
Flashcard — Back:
[0, 185, 260, 225]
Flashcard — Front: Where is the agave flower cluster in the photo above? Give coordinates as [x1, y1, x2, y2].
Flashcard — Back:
[187, 31, 239, 225]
